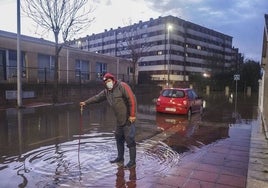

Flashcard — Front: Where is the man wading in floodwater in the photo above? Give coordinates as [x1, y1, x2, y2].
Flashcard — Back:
[80, 73, 137, 169]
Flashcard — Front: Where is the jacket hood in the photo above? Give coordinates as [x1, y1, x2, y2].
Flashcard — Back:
[103, 73, 116, 82]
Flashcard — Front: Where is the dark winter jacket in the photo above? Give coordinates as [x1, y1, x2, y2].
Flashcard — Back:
[84, 81, 137, 126]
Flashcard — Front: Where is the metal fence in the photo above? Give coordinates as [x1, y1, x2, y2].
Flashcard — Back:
[0, 66, 133, 84]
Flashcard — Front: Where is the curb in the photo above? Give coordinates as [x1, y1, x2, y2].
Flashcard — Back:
[246, 114, 268, 188]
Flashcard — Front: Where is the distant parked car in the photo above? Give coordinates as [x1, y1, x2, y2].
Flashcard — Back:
[156, 88, 204, 118]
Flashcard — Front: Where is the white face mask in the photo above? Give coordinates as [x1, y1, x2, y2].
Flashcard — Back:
[106, 81, 114, 90]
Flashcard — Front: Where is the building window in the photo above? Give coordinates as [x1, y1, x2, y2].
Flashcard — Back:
[7, 50, 26, 79]
[96, 62, 107, 79]
[38, 54, 55, 82]
[75, 59, 89, 81]
[142, 24, 148, 29]
[0, 49, 6, 80]
[157, 51, 163, 55]
[141, 33, 148, 38]
[128, 66, 133, 74]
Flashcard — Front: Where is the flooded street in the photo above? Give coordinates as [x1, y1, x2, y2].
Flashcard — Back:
[0, 92, 258, 187]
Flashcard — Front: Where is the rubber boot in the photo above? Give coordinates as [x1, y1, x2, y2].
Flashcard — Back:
[124, 147, 136, 169]
[110, 141, 124, 164]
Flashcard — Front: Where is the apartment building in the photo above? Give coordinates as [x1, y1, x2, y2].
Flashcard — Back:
[0, 30, 133, 84]
[70, 15, 242, 85]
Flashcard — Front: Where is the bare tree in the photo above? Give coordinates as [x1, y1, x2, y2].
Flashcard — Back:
[119, 21, 151, 87]
[22, 0, 95, 103]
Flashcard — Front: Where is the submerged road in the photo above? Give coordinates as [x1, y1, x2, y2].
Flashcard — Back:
[1, 92, 267, 187]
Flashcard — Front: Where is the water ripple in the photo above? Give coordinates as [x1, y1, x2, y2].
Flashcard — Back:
[137, 140, 180, 178]
[1, 132, 181, 187]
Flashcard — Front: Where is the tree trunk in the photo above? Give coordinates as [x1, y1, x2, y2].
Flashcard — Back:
[53, 31, 60, 103]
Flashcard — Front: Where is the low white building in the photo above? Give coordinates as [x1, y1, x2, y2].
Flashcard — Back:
[0, 30, 133, 84]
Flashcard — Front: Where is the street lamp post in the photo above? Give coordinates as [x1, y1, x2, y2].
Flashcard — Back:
[167, 24, 172, 87]
[17, 0, 22, 107]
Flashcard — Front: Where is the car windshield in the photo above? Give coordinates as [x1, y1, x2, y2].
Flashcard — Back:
[161, 89, 185, 98]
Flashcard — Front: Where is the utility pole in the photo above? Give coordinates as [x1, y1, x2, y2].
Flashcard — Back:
[17, 0, 22, 107]
[234, 74, 240, 117]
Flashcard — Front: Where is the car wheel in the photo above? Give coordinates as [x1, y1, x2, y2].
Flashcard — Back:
[187, 109, 192, 120]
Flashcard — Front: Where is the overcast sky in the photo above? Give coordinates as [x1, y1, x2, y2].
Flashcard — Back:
[0, 0, 267, 62]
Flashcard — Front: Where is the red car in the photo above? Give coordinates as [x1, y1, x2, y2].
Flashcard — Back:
[156, 88, 204, 117]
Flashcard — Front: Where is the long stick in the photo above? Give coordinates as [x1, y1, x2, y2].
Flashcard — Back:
[78, 105, 83, 180]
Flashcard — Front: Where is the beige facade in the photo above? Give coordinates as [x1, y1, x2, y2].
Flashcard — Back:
[71, 15, 243, 85]
[260, 14, 268, 133]
[0, 30, 133, 84]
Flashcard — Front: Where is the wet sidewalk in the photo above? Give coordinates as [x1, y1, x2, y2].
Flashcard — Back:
[142, 124, 251, 188]
[114, 119, 268, 188]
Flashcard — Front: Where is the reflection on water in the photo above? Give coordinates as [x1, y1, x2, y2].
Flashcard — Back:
[0, 93, 258, 187]
[0, 102, 178, 187]
[0, 104, 121, 187]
